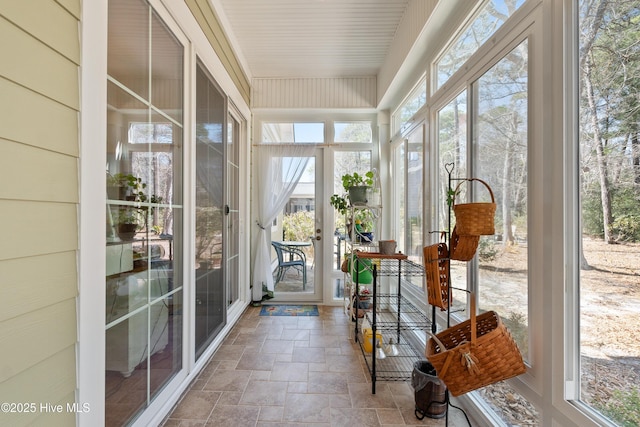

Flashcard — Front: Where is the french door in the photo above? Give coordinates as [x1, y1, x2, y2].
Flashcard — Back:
[271, 149, 324, 302]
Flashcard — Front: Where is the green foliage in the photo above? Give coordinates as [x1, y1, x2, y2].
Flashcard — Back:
[330, 194, 348, 216]
[612, 214, 640, 242]
[446, 188, 457, 207]
[282, 211, 314, 242]
[341, 171, 374, 191]
[596, 387, 640, 427]
[583, 185, 640, 241]
[611, 187, 640, 241]
[501, 311, 528, 357]
[582, 186, 605, 238]
[354, 209, 375, 232]
[117, 207, 141, 225]
[478, 238, 498, 261]
[108, 173, 148, 201]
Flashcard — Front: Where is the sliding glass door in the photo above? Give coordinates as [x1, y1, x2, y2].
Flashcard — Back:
[105, 1, 184, 424]
[194, 62, 227, 359]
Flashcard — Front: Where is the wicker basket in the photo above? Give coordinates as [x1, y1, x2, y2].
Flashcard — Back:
[452, 178, 496, 236]
[449, 227, 480, 261]
[425, 294, 526, 396]
[423, 243, 450, 310]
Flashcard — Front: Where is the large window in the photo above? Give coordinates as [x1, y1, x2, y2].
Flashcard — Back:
[406, 127, 424, 262]
[578, 1, 640, 425]
[474, 41, 529, 360]
[434, 36, 532, 427]
[105, 0, 183, 425]
[435, 0, 526, 91]
[393, 78, 427, 135]
[436, 40, 529, 336]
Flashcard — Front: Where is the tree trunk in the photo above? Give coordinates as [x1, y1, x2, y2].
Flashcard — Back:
[584, 56, 614, 243]
[502, 138, 514, 245]
[632, 131, 640, 184]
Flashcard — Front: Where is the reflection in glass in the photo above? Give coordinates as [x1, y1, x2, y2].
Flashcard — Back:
[150, 294, 183, 399]
[105, 309, 148, 425]
[107, 0, 149, 99]
[106, 1, 183, 425]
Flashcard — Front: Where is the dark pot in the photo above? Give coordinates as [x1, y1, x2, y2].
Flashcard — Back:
[117, 223, 137, 241]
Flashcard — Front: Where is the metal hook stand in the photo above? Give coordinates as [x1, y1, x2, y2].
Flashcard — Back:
[420, 162, 471, 427]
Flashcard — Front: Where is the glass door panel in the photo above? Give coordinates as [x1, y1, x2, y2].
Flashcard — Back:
[105, 2, 184, 420]
[226, 113, 240, 307]
[272, 151, 323, 301]
[194, 62, 226, 359]
[332, 151, 372, 300]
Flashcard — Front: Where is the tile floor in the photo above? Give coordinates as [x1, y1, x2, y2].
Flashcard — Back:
[162, 305, 471, 426]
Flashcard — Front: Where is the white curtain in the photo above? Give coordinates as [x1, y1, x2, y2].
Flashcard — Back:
[252, 144, 316, 301]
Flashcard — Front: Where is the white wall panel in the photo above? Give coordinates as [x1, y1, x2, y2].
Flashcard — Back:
[252, 77, 377, 109]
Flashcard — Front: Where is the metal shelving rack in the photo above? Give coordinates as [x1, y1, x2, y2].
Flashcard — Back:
[352, 253, 430, 394]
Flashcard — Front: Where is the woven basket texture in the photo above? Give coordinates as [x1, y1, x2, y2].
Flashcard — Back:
[425, 308, 526, 396]
[449, 227, 480, 261]
[423, 243, 450, 310]
[453, 178, 496, 236]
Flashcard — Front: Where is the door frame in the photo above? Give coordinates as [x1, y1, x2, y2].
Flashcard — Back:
[268, 148, 324, 303]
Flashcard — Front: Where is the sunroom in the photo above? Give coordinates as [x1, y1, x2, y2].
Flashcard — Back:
[1, 0, 638, 426]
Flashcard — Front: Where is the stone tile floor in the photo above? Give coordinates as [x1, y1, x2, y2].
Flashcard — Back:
[162, 305, 470, 426]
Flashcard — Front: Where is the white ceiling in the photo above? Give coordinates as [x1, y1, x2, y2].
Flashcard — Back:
[216, 0, 412, 79]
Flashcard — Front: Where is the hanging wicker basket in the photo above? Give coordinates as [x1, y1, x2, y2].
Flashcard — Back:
[452, 178, 496, 236]
[449, 226, 480, 261]
[423, 243, 450, 310]
[425, 294, 526, 397]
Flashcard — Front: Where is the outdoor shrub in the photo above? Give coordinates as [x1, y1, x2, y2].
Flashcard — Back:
[478, 238, 498, 261]
[612, 214, 640, 242]
[502, 311, 528, 357]
[611, 187, 640, 242]
[582, 186, 605, 238]
[597, 387, 640, 427]
[282, 211, 314, 242]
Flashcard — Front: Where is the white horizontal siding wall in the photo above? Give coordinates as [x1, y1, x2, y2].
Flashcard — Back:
[252, 77, 377, 109]
[0, 0, 80, 426]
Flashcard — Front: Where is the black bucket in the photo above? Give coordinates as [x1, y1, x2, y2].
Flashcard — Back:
[411, 360, 447, 419]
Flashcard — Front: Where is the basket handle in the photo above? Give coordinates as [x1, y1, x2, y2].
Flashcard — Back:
[453, 178, 495, 204]
[428, 331, 448, 351]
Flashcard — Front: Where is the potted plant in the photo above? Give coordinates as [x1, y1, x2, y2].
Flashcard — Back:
[116, 207, 140, 240]
[341, 171, 374, 205]
[354, 210, 374, 242]
[107, 173, 148, 201]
